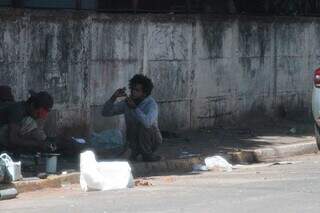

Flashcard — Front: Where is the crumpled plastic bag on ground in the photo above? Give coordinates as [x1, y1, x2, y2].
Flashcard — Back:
[192, 156, 233, 172]
[80, 151, 134, 192]
[204, 156, 233, 172]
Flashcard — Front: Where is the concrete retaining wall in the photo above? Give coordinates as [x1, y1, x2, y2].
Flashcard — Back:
[0, 9, 317, 133]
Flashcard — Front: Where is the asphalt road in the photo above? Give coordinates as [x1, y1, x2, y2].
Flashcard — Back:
[2, 154, 320, 213]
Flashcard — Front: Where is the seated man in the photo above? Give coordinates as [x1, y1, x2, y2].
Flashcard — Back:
[102, 74, 162, 162]
[0, 90, 56, 153]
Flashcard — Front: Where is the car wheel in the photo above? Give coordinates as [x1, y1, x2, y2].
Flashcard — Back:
[314, 123, 320, 150]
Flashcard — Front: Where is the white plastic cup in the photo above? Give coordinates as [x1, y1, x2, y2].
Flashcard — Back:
[46, 155, 58, 174]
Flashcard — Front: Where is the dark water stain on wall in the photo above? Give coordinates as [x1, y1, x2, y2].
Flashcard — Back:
[200, 20, 227, 59]
[238, 21, 271, 58]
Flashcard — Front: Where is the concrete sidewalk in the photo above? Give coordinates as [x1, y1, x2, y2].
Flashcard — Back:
[156, 121, 317, 162]
[135, 122, 318, 175]
[13, 121, 319, 193]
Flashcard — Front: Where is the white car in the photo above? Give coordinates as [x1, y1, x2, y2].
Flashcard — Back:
[312, 68, 320, 148]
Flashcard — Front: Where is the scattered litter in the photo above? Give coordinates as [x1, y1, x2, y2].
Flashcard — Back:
[205, 156, 233, 172]
[271, 161, 300, 166]
[289, 128, 297, 134]
[192, 164, 209, 172]
[134, 179, 153, 187]
[191, 156, 232, 172]
[72, 137, 86, 144]
[80, 151, 134, 192]
[61, 169, 77, 175]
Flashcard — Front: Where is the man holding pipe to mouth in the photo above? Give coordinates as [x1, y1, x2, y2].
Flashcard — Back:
[102, 74, 162, 162]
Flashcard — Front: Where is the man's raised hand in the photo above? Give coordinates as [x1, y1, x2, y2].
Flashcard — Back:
[111, 87, 127, 101]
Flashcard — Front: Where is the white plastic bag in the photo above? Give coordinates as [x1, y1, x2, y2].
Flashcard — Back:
[80, 151, 134, 192]
[0, 153, 22, 181]
[204, 156, 232, 172]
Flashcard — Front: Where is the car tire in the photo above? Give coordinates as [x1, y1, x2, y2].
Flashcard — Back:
[314, 123, 320, 150]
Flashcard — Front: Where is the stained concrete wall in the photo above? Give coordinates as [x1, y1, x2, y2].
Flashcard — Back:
[0, 9, 317, 133]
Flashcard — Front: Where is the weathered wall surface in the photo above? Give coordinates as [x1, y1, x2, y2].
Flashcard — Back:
[0, 9, 317, 133]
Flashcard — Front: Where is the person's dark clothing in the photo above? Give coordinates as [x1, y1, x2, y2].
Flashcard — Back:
[0, 101, 29, 128]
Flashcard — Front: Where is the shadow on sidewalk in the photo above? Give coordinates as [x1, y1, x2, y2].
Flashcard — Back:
[156, 119, 314, 161]
[18, 119, 316, 178]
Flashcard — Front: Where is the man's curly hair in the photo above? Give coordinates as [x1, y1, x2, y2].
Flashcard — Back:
[129, 74, 154, 96]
